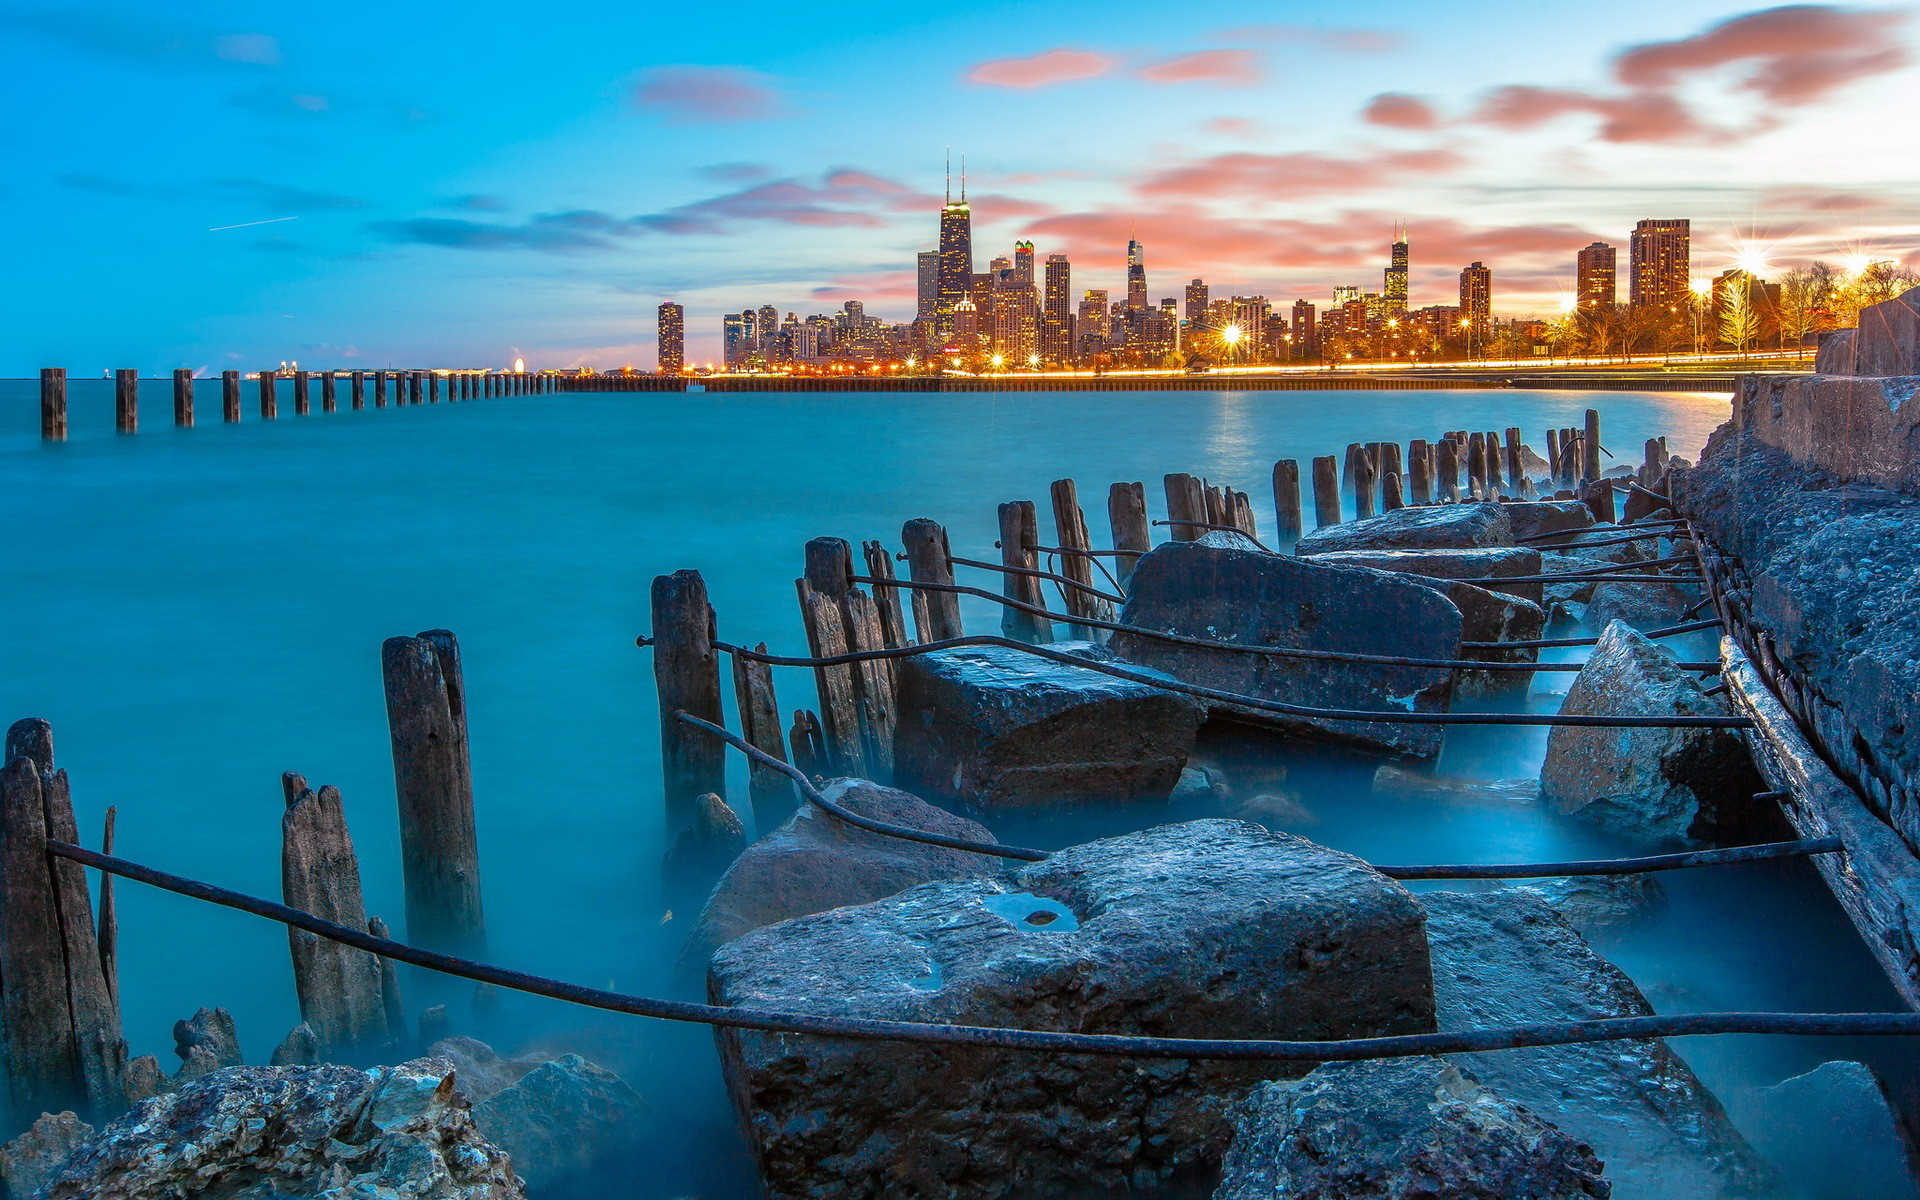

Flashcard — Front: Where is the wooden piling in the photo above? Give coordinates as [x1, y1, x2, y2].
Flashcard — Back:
[1505, 427, 1524, 489]
[1467, 434, 1486, 500]
[1379, 442, 1403, 487]
[801, 537, 895, 779]
[408, 373, 423, 406]
[1352, 450, 1377, 519]
[1408, 440, 1432, 504]
[39, 368, 67, 441]
[1579, 478, 1617, 524]
[861, 541, 910, 649]
[429, 374, 441, 405]
[1107, 483, 1152, 584]
[381, 630, 487, 960]
[1583, 409, 1602, 483]
[1163, 473, 1208, 541]
[294, 371, 311, 416]
[1051, 479, 1113, 628]
[322, 372, 338, 414]
[788, 711, 826, 781]
[1381, 471, 1404, 511]
[1272, 461, 1302, 545]
[997, 501, 1054, 644]
[222, 371, 241, 423]
[1340, 443, 1362, 494]
[374, 372, 388, 409]
[351, 371, 366, 411]
[114, 369, 138, 434]
[281, 773, 392, 1061]
[901, 519, 964, 641]
[1484, 430, 1505, 493]
[1311, 455, 1341, 527]
[1437, 439, 1461, 502]
[259, 371, 278, 419]
[1225, 487, 1258, 538]
[731, 647, 796, 829]
[172, 370, 194, 427]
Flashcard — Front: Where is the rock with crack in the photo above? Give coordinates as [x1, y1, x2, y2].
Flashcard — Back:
[892, 641, 1201, 810]
[679, 779, 1004, 973]
[710, 819, 1437, 1200]
[1112, 539, 1465, 758]
[1423, 891, 1779, 1200]
[1503, 500, 1596, 544]
[1295, 501, 1516, 555]
[35, 1060, 526, 1199]
[1721, 1060, 1919, 1200]
[1216, 1057, 1611, 1200]
[1542, 621, 1763, 845]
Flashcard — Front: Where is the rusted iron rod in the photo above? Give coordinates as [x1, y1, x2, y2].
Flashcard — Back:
[946, 556, 1126, 606]
[1525, 529, 1684, 552]
[1517, 520, 1685, 544]
[1484, 574, 1706, 585]
[1464, 616, 1721, 650]
[1376, 837, 1842, 879]
[37, 840, 1920, 1062]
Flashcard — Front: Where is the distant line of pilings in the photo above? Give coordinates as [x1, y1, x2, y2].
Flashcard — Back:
[33, 367, 559, 441]
[696, 372, 1744, 394]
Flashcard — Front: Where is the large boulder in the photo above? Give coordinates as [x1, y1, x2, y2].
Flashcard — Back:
[36, 1061, 525, 1199]
[472, 1055, 649, 1192]
[1296, 501, 1515, 555]
[1424, 579, 1545, 699]
[1722, 1061, 1919, 1200]
[1541, 621, 1762, 844]
[1423, 891, 1778, 1200]
[1112, 539, 1465, 758]
[1217, 1057, 1610, 1200]
[1504, 500, 1596, 544]
[892, 642, 1201, 810]
[680, 779, 1002, 971]
[1302, 546, 1545, 605]
[1586, 578, 1692, 630]
[710, 820, 1437, 1200]
[0, 1112, 93, 1200]
[1816, 286, 1920, 377]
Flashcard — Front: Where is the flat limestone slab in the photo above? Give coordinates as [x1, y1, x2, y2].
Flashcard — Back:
[1296, 502, 1516, 555]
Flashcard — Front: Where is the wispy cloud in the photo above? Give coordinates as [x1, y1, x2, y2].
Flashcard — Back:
[1138, 49, 1262, 86]
[632, 66, 784, 123]
[0, 6, 284, 70]
[966, 48, 1116, 88]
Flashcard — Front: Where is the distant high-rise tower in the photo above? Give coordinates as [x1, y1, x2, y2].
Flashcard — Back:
[756, 304, 779, 350]
[1184, 279, 1209, 325]
[1629, 219, 1690, 310]
[657, 301, 684, 373]
[1043, 254, 1074, 363]
[1575, 242, 1617, 308]
[1459, 262, 1492, 329]
[1290, 300, 1316, 358]
[917, 250, 939, 320]
[1332, 284, 1361, 308]
[1385, 226, 1409, 315]
[1126, 240, 1148, 310]
[722, 312, 754, 367]
[936, 160, 974, 336]
[1013, 241, 1035, 286]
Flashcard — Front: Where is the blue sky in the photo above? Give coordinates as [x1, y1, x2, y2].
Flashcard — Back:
[4, 0, 1917, 371]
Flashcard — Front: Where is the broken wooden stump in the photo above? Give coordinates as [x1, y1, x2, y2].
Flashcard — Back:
[997, 501, 1054, 644]
[901, 518, 964, 642]
[732, 645, 797, 829]
[1311, 456, 1340, 527]
[1107, 483, 1152, 583]
[1272, 460, 1303, 545]
[280, 773, 396, 1062]
[1163, 473, 1208, 541]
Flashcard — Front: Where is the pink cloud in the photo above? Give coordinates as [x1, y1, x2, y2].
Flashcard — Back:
[1471, 85, 1715, 143]
[632, 66, 783, 123]
[1138, 49, 1262, 85]
[811, 271, 919, 304]
[966, 48, 1115, 88]
[1362, 92, 1441, 130]
[1137, 148, 1465, 201]
[1204, 117, 1263, 136]
[964, 193, 1059, 220]
[1615, 4, 1909, 103]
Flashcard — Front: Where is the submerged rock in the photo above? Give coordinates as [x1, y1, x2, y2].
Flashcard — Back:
[1542, 621, 1762, 844]
[1423, 891, 1778, 1200]
[680, 779, 1003, 972]
[1296, 502, 1516, 554]
[1113, 540, 1465, 759]
[1371, 764, 1540, 808]
[710, 819, 1437, 1200]
[892, 641, 1201, 810]
[1722, 1061, 1919, 1200]
[1511, 872, 1668, 936]
[1217, 1057, 1610, 1200]
[472, 1055, 649, 1192]
[37, 1061, 526, 1199]
[0, 1112, 94, 1200]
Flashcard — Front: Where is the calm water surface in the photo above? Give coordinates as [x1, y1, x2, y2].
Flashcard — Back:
[0, 379, 1905, 1197]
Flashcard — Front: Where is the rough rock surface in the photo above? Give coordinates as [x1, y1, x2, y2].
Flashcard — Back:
[1505, 500, 1596, 544]
[36, 1061, 526, 1199]
[1217, 1058, 1610, 1200]
[1722, 1061, 1919, 1200]
[1113, 540, 1465, 758]
[1542, 621, 1762, 844]
[0, 1112, 94, 1200]
[680, 779, 1002, 971]
[1510, 872, 1667, 936]
[1296, 501, 1515, 555]
[1423, 892, 1778, 1200]
[472, 1055, 649, 1192]
[1586, 577, 1692, 630]
[1299, 546, 1545, 604]
[711, 820, 1437, 1200]
[1540, 554, 1622, 606]
[893, 642, 1201, 809]
[172, 1007, 244, 1083]
[1554, 527, 1659, 566]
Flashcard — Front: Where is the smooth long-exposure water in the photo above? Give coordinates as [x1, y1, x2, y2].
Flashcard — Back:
[1, 379, 1907, 1197]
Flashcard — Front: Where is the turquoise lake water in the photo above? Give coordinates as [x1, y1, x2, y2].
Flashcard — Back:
[1, 378, 1906, 1197]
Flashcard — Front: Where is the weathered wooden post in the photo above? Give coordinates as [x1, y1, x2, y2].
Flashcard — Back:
[795, 544, 863, 774]
[901, 518, 964, 642]
[1107, 483, 1152, 584]
[381, 630, 487, 960]
[861, 541, 911, 649]
[351, 371, 366, 411]
[1408, 440, 1432, 504]
[1272, 460, 1303, 545]
[1051, 479, 1113, 630]
[293, 371, 311, 416]
[374, 372, 388, 409]
[998, 502, 1054, 644]
[1340, 443, 1362, 494]
[1484, 430, 1506, 493]
[1163, 473, 1208, 541]
[730, 648, 796, 829]
[1505, 427, 1524, 490]
[1311, 455, 1341, 527]
[802, 538, 895, 778]
[648, 573, 727, 828]
[1467, 434, 1487, 500]
[1381, 471, 1404, 511]
[172, 370, 194, 427]
[280, 773, 395, 1062]
[1583, 408, 1602, 483]
[322, 372, 338, 413]
[1352, 449, 1377, 519]
[259, 370, 278, 419]
[429, 374, 441, 404]
[1437, 438, 1461, 502]
[114, 369, 138, 434]
[1378, 442, 1403, 487]
[1, 720, 128, 1123]
[1578, 478, 1617, 524]
[1561, 427, 1582, 488]
[408, 373, 423, 406]
[39, 368, 67, 441]
[1545, 428, 1562, 482]
[222, 371, 242, 423]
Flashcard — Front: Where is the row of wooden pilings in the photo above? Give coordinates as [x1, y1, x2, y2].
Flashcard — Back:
[647, 408, 1660, 839]
[34, 368, 554, 440]
[0, 630, 489, 1128]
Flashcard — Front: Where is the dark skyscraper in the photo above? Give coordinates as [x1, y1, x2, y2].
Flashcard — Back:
[657, 301, 684, 373]
[936, 165, 974, 337]
[1384, 225, 1409, 315]
[1629, 219, 1690, 310]
[1042, 253, 1073, 363]
[1575, 242, 1617, 308]
[1126, 239, 1148, 310]
[1013, 241, 1035, 286]
[1184, 278, 1209, 325]
[1291, 299, 1316, 357]
[1459, 262, 1491, 329]
[916, 250, 939, 320]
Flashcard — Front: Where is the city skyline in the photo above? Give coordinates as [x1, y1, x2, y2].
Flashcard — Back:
[6, 0, 1918, 372]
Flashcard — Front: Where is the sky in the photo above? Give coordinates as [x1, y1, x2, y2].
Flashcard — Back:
[4, 0, 1918, 372]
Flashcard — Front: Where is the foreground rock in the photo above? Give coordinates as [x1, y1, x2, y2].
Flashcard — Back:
[893, 642, 1201, 810]
[0, 1112, 92, 1199]
[1586, 577, 1692, 629]
[1296, 501, 1516, 554]
[1511, 872, 1667, 936]
[1504, 500, 1596, 544]
[1722, 1061, 1919, 1200]
[1542, 621, 1762, 844]
[711, 820, 1437, 1199]
[1300, 546, 1545, 604]
[681, 780, 1003, 971]
[1424, 891, 1778, 1200]
[1217, 1058, 1610, 1200]
[36, 1061, 525, 1199]
[472, 1055, 648, 1192]
[1114, 539, 1464, 758]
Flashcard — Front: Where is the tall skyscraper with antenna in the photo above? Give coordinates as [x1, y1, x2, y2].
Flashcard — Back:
[936, 154, 974, 338]
[1125, 239, 1148, 310]
[1385, 224, 1410, 315]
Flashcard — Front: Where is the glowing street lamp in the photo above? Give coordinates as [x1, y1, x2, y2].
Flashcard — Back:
[1027, 353, 1040, 367]
[990, 353, 1005, 369]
